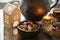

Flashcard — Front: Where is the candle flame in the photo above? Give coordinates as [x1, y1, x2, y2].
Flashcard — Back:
[43, 12, 51, 20]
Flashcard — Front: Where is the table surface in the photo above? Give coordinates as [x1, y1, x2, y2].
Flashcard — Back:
[0, 8, 60, 40]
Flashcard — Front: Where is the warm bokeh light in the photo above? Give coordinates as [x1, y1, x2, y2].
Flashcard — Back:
[13, 21, 19, 27]
[37, 8, 44, 14]
[43, 15, 51, 20]
[7, 5, 12, 11]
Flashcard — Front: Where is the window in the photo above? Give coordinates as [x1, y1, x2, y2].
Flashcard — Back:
[5, 20, 9, 24]
[5, 14, 9, 24]
[14, 15, 18, 20]
[7, 5, 12, 11]
[6, 21, 9, 24]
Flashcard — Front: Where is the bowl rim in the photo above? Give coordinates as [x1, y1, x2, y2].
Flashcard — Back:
[17, 20, 40, 32]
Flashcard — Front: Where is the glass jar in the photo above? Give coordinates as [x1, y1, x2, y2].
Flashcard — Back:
[53, 9, 60, 22]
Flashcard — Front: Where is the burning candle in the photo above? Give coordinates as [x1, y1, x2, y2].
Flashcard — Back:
[43, 15, 52, 24]
[43, 15, 51, 21]
[43, 15, 53, 32]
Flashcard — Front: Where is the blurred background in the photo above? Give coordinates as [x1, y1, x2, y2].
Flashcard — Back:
[0, 0, 60, 9]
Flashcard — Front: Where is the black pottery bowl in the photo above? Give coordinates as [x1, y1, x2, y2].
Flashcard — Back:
[17, 20, 40, 39]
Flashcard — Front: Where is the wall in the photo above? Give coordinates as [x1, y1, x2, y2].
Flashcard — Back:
[0, 0, 60, 9]
[0, 1, 19, 9]
[51, 0, 60, 4]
